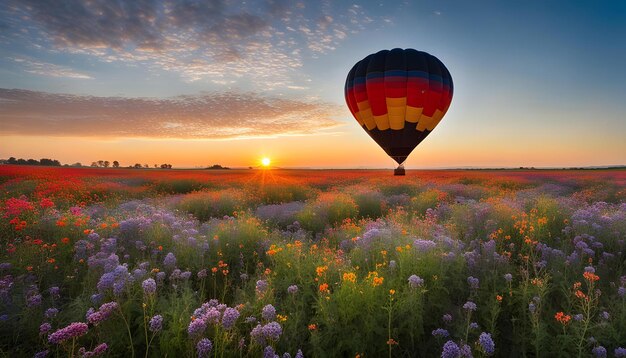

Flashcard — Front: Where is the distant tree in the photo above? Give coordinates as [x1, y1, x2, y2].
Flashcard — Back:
[112, 161, 119, 168]
[104, 161, 110, 168]
[17, 159, 27, 165]
[91, 162, 98, 167]
[7, 157, 17, 164]
[134, 163, 142, 169]
[143, 164, 149, 168]
[27, 159, 39, 165]
[97, 160, 104, 167]
[71, 162, 82, 167]
[160, 164, 168, 169]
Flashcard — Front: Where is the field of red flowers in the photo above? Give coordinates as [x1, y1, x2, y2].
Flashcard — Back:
[1, 165, 625, 357]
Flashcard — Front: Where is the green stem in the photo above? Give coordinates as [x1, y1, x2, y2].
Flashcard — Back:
[119, 307, 136, 358]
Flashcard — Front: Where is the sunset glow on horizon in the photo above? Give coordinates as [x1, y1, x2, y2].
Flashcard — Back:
[1, 1, 625, 168]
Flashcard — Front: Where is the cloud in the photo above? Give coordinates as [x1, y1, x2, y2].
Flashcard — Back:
[1, 0, 387, 88]
[0, 88, 344, 139]
[11, 57, 92, 79]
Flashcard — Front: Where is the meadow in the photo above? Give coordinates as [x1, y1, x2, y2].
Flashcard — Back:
[0, 166, 625, 357]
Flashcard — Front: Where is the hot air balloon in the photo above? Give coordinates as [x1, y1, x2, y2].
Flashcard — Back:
[344, 48, 453, 175]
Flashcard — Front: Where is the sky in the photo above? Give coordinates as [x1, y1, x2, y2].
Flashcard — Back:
[0, 0, 625, 168]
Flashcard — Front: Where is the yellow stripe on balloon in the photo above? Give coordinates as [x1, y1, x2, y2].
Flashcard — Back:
[357, 100, 377, 130]
[426, 109, 445, 131]
[416, 114, 434, 131]
[386, 97, 406, 130]
[373, 114, 390, 130]
[405, 106, 423, 123]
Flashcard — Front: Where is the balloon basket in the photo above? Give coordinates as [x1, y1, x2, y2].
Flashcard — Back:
[394, 165, 405, 176]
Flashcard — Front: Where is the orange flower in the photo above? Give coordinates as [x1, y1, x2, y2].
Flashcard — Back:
[319, 283, 329, 293]
[372, 277, 384, 287]
[387, 338, 398, 345]
[343, 272, 356, 283]
[316, 266, 328, 277]
[157, 245, 163, 251]
[61, 237, 70, 244]
[575, 290, 587, 299]
[555, 311, 571, 325]
[389, 289, 396, 295]
[583, 272, 599, 282]
[211, 267, 218, 273]
[308, 324, 317, 331]
[496, 294, 503, 302]
[47, 258, 56, 264]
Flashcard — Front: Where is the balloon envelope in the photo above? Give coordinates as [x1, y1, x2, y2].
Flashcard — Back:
[344, 48, 453, 164]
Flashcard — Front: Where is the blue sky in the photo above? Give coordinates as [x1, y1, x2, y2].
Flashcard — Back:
[1, 0, 625, 168]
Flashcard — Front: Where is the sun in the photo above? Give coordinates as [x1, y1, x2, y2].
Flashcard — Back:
[261, 157, 271, 167]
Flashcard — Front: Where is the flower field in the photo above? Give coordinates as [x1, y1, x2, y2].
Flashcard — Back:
[1, 166, 625, 357]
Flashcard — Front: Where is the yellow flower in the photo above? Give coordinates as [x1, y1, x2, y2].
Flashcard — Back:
[372, 277, 384, 287]
[343, 272, 357, 283]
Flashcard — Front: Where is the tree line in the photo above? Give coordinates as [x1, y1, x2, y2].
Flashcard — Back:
[1, 157, 173, 169]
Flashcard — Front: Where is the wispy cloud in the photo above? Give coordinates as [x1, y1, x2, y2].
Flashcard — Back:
[0, 88, 344, 139]
[1, 0, 386, 88]
[11, 57, 92, 79]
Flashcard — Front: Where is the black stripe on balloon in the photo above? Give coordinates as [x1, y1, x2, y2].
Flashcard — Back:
[363, 125, 432, 165]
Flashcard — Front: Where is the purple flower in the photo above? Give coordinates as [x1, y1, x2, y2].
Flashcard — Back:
[503, 273, 512, 282]
[48, 322, 89, 344]
[469, 322, 479, 330]
[442, 340, 461, 358]
[181, 271, 192, 280]
[592, 346, 607, 358]
[287, 285, 298, 294]
[49, 286, 60, 299]
[39, 322, 52, 335]
[478, 332, 495, 355]
[163, 253, 176, 269]
[80, 343, 108, 357]
[442, 314, 453, 324]
[463, 301, 477, 312]
[615, 347, 626, 357]
[251, 324, 265, 345]
[584, 266, 596, 273]
[467, 276, 479, 290]
[408, 275, 424, 289]
[414, 239, 437, 252]
[262, 321, 282, 341]
[574, 314, 583, 321]
[432, 328, 449, 338]
[45, 308, 59, 319]
[222, 308, 240, 329]
[27, 294, 42, 308]
[295, 350, 304, 358]
[460, 344, 472, 357]
[149, 315, 163, 332]
[600, 311, 609, 320]
[34, 350, 49, 358]
[142, 278, 156, 295]
[188, 318, 207, 336]
[264, 346, 278, 358]
[256, 280, 269, 295]
[619, 287, 625, 298]
[262, 304, 276, 321]
[196, 338, 213, 358]
[528, 303, 536, 314]
[197, 269, 208, 279]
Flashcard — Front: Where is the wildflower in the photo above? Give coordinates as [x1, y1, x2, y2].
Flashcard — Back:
[48, 322, 89, 344]
[478, 332, 495, 355]
[528, 303, 536, 314]
[372, 277, 384, 286]
[287, 285, 298, 294]
[251, 324, 265, 345]
[600, 311, 609, 320]
[343, 272, 356, 283]
[387, 338, 398, 345]
[432, 328, 449, 338]
[555, 312, 571, 325]
[142, 278, 156, 295]
[442, 314, 453, 323]
[573, 314, 583, 321]
[467, 276, 479, 290]
[615, 347, 626, 357]
[495, 295, 503, 302]
[469, 322, 479, 330]
[504, 273, 512, 282]
[149, 315, 163, 332]
[583, 272, 599, 282]
[222, 307, 240, 329]
[263, 321, 283, 341]
[319, 283, 329, 293]
[262, 304, 276, 321]
[408, 275, 424, 289]
[295, 350, 304, 358]
[619, 287, 625, 298]
[45, 308, 59, 319]
[188, 318, 207, 336]
[196, 338, 213, 358]
[463, 301, 477, 312]
[197, 269, 207, 279]
[27, 294, 42, 308]
[34, 350, 49, 358]
[308, 324, 317, 331]
[256, 280, 269, 295]
[441, 340, 461, 358]
[39, 322, 52, 335]
[592, 346, 607, 358]
[163, 253, 176, 269]
[79, 343, 108, 357]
